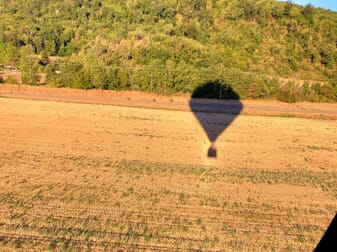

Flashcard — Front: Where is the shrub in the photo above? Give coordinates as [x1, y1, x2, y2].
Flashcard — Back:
[277, 81, 297, 103]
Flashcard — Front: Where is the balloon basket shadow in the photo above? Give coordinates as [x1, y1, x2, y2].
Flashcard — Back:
[207, 146, 217, 158]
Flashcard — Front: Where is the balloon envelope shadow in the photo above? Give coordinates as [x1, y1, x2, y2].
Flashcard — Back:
[315, 214, 337, 251]
[189, 82, 243, 158]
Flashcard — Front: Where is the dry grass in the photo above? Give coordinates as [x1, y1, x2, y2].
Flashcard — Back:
[0, 151, 336, 251]
[0, 98, 336, 251]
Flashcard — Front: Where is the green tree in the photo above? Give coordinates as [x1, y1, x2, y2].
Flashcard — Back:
[20, 46, 40, 85]
[39, 50, 49, 66]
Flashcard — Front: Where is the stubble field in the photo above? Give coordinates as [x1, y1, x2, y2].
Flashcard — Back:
[0, 96, 337, 251]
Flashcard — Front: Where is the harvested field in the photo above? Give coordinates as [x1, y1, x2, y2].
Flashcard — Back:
[0, 95, 337, 251]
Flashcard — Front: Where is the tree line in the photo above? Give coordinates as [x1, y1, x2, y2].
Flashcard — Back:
[0, 0, 336, 101]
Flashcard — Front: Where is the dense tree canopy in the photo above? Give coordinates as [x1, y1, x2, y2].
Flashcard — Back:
[0, 0, 336, 101]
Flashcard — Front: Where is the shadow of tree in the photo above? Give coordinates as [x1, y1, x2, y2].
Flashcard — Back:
[189, 81, 243, 158]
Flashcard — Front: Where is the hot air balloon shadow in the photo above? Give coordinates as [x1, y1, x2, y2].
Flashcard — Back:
[189, 81, 243, 158]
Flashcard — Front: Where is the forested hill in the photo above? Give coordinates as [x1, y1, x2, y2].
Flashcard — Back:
[0, 0, 336, 101]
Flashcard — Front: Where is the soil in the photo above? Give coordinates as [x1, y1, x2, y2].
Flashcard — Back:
[0, 85, 336, 250]
[1, 84, 337, 119]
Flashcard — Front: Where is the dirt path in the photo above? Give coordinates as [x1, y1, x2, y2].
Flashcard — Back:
[1, 84, 337, 119]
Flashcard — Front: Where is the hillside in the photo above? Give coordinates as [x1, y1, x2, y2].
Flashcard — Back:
[0, 0, 336, 101]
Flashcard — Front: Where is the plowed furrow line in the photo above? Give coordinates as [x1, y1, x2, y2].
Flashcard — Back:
[0, 231, 315, 251]
[0, 210, 326, 235]
[0, 219, 323, 241]
[0, 232, 206, 251]
[24, 204, 333, 222]
[0, 223, 207, 243]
